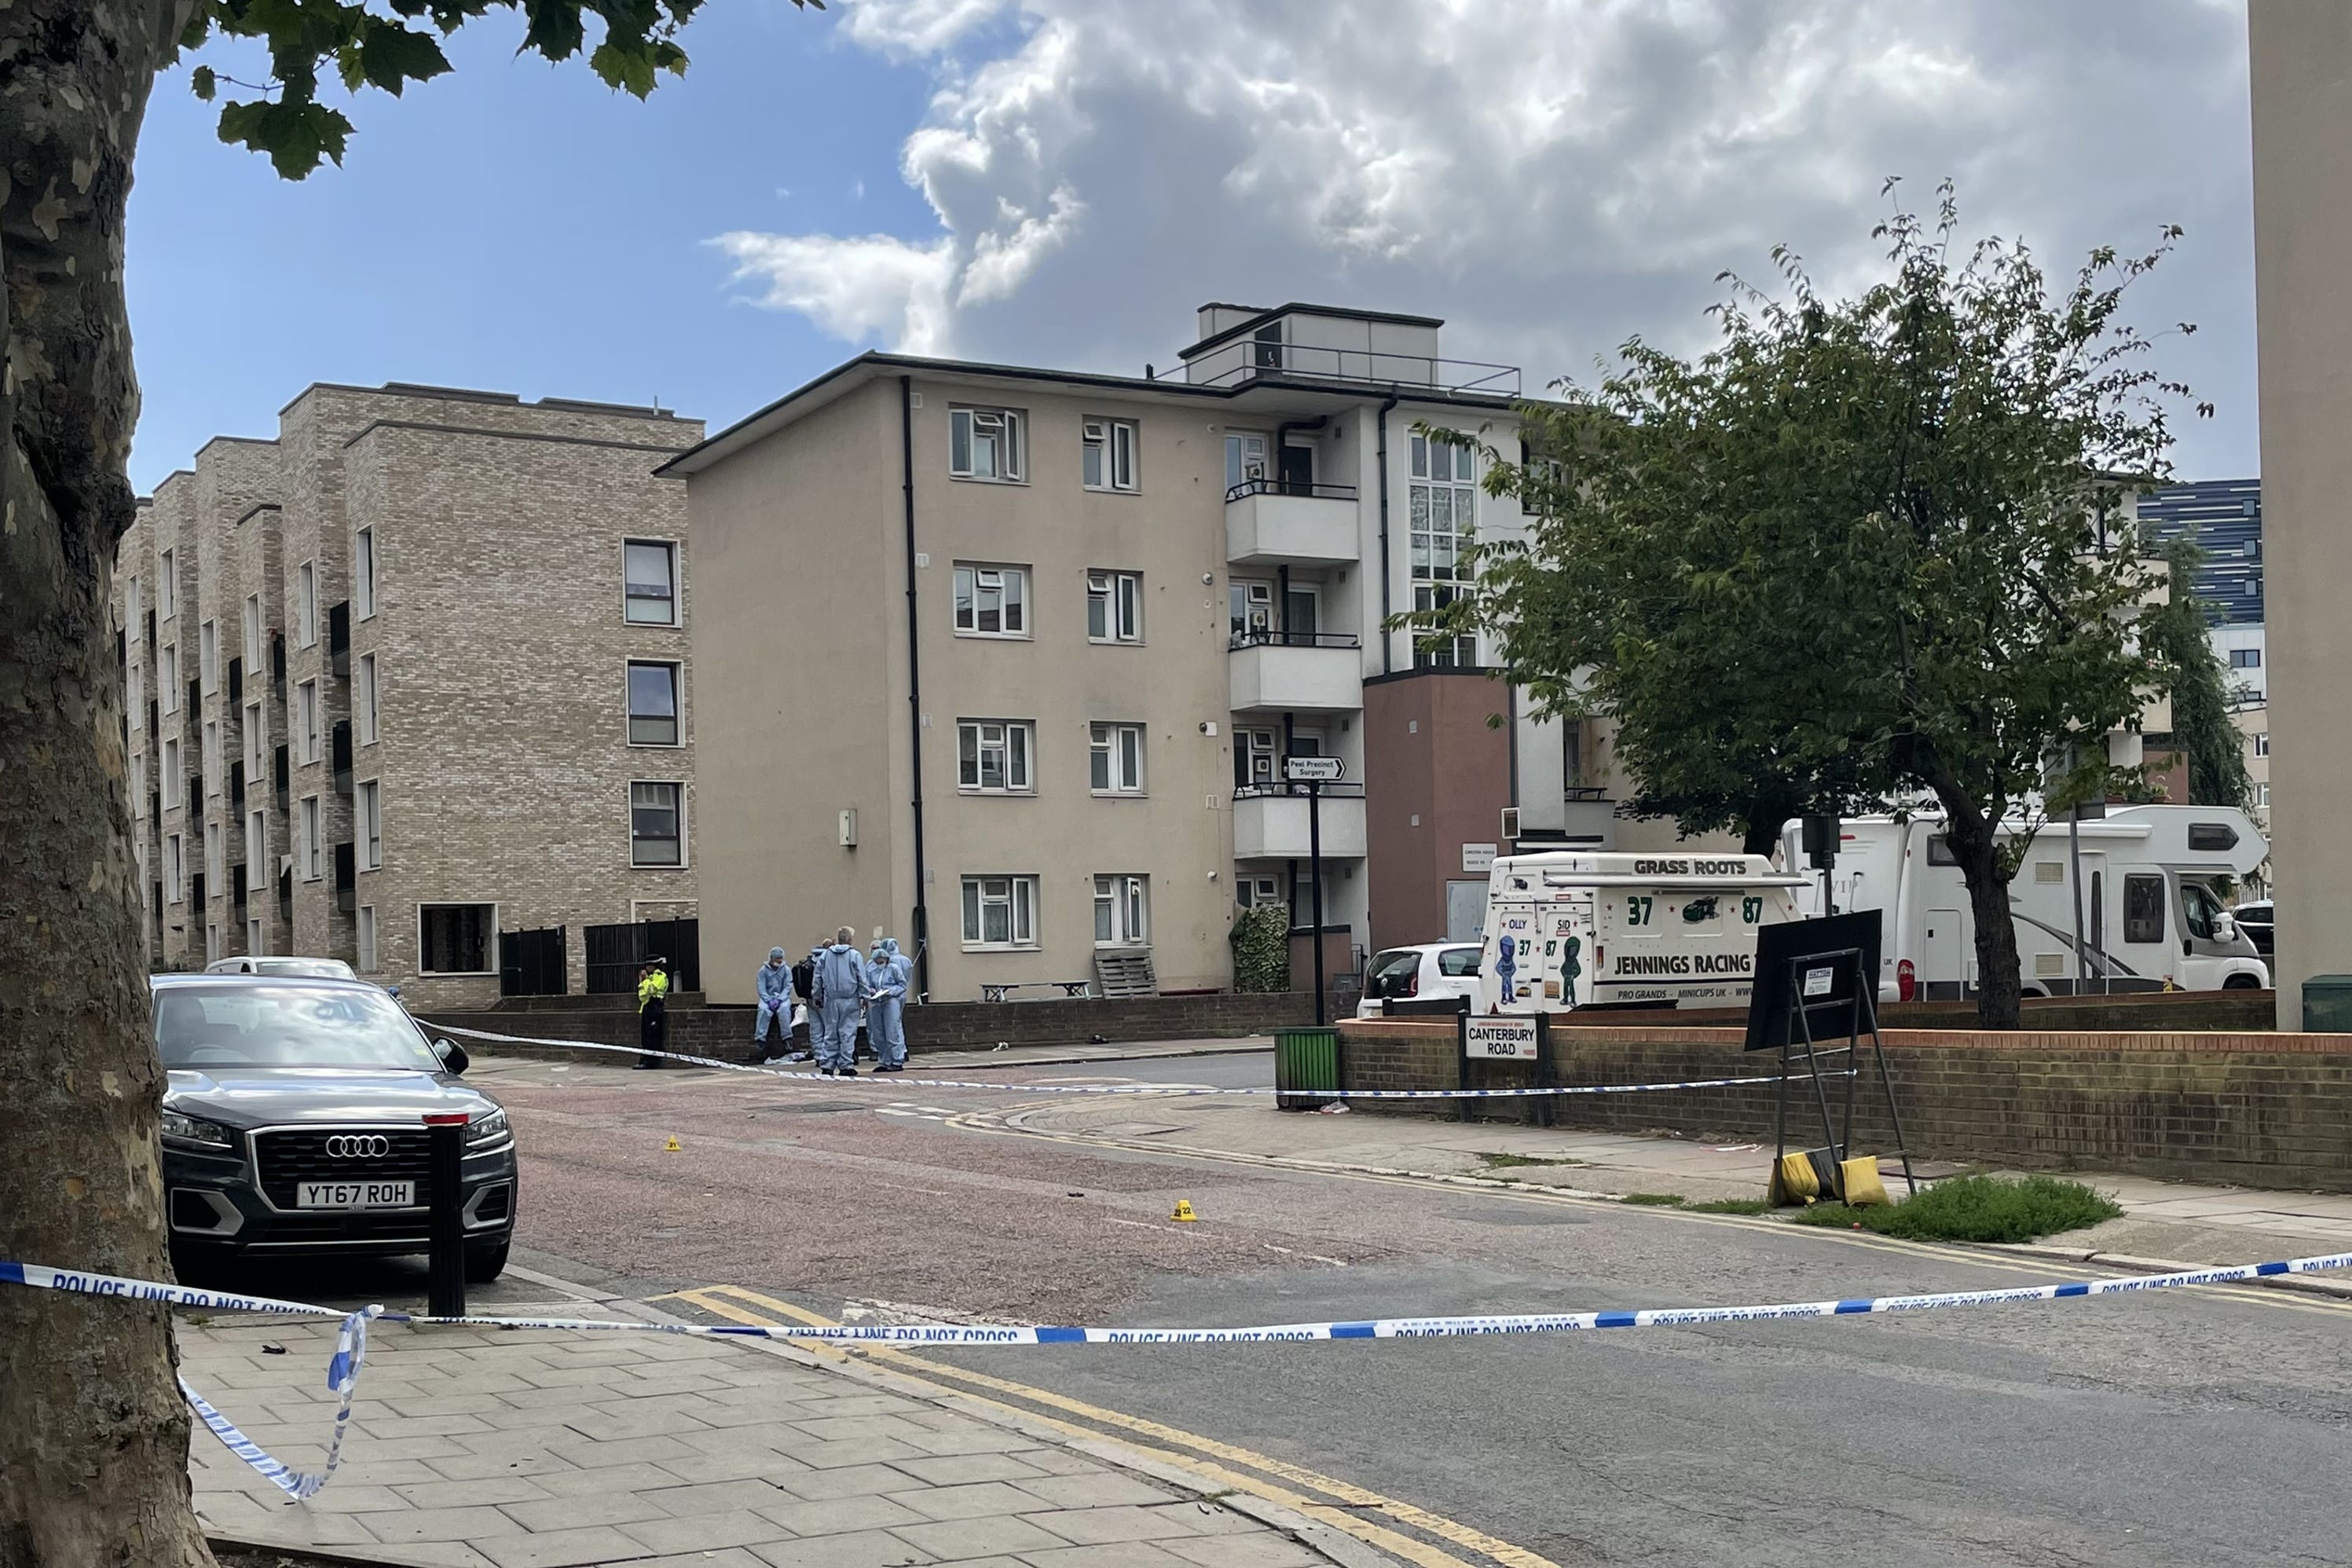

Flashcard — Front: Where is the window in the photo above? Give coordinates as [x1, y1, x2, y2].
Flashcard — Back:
[166, 833, 183, 903]
[296, 562, 317, 647]
[1226, 431, 1269, 491]
[628, 661, 682, 746]
[127, 661, 141, 722]
[247, 918, 264, 958]
[1925, 835, 1959, 867]
[1090, 723, 1145, 793]
[958, 720, 1035, 792]
[1229, 581, 1273, 642]
[1082, 419, 1138, 492]
[205, 924, 221, 964]
[949, 407, 1025, 482]
[419, 903, 495, 974]
[1409, 431, 1478, 667]
[952, 565, 1028, 636]
[244, 595, 262, 671]
[247, 811, 266, 887]
[357, 780, 382, 870]
[960, 874, 1038, 948]
[1252, 322, 1284, 368]
[2257, 782, 2272, 807]
[130, 753, 145, 815]
[1087, 572, 1142, 643]
[158, 551, 175, 620]
[1094, 874, 1149, 946]
[299, 796, 322, 881]
[203, 720, 220, 789]
[2229, 647, 2262, 669]
[200, 620, 218, 694]
[357, 906, 377, 973]
[162, 738, 181, 811]
[245, 702, 264, 776]
[160, 645, 177, 713]
[297, 680, 319, 764]
[206, 821, 222, 888]
[2181, 881, 2222, 943]
[2123, 874, 2165, 943]
[354, 527, 376, 619]
[2254, 731, 2270, 758]
[2185, 822, 2240, 853]
[631, 781, 684, 866]
[624, 540, 679, 625]
[1235, 727, 1278, 789]
[1236, 874, 1281, 909]
[126, 575, 141, 629]
[356, 654, 378, 745]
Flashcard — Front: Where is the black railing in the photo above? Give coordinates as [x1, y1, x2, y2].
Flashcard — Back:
[1222, 478, 1361, 504]
[332, 841, 355, 914]
[1228, 628, 1362, 652]
[331, 720, 352, 796]
[1566, 786, 1610, 802]
[327, 602, 350, 680]
[1233, 782, 1367, 800]
[500, 926, 569, 997]
[584, 918, 700, 995]
[1185, 343, 1520, 397]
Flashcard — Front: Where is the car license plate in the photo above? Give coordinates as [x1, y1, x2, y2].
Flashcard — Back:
[296, 1180, 414, 1210]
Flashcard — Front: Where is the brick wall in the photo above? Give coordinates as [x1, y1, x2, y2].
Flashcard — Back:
[1335, 1018, 2352, 1192]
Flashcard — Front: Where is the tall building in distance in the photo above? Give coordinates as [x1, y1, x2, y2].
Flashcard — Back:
[676, 303, 1609, 1005]
[2137, 477, 2266, 702]
[117, 383, 703, 1006]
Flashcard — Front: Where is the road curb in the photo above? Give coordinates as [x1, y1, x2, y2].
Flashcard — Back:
[1987, 1241, 2352, 1299]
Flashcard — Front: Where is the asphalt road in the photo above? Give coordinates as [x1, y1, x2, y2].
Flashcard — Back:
[401, 1051, 2352, 1565]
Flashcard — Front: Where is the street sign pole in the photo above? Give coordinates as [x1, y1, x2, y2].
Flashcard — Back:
[1284, 756, 1345, 1028]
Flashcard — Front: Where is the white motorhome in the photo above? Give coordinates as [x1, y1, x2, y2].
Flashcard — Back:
[1477, 852, 1808, 1013]
[1782, 805, 2271, 1001]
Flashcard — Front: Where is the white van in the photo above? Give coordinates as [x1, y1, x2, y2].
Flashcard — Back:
[1783, 804, 2271, 1001]
[1477, 852, 1808, 1013]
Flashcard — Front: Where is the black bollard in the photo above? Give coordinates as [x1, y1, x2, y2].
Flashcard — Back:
[423, 1112, 468, 1318]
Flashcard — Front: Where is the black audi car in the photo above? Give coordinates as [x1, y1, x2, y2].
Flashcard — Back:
[153, 973, 517, 1282]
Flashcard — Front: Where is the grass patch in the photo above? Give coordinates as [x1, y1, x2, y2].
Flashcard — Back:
[1619, 1192, 1686, 1207]
[1684, 1197, 1775, 1216]
[1788, 1174, 2122, 1244]
[1477, 1152, 1586, 1170]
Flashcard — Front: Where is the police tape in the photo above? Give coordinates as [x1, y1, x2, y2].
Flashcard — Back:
[12, 1246, 2352, 1504]
[431, 1024, 1842, 1101]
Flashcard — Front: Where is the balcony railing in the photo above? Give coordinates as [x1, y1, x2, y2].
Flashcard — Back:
[1229, 628, 1361, 652]
[1222, 478, 1360, 505]
[1185, 343, 1520, 397]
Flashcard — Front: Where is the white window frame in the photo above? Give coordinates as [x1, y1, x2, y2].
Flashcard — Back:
[1409, 431, 1478, 667]
[158, 551, 175, 621]
[126, 575, 141, 630]
[630, 780, 687, 869]
[200, 620, 218, 694]
[416, 902, 499, 976]
[244, 595, 262, 672]
[127, 661, 142, 723]
[948, 406, 1026, 483]
[357, 779, 382, 870]
[957, 720, 1035, 793]
[206, 819, 222, 888]
[357, 654, 377, 746]
[296, 561, 317, 648]
[297, 680, 320, 764]
[357, 905, 378, 973]
[2254, 732, 2270, 758]
[952, 564, 1029, 638]
[162, 738, 181, 811]
[2257, 781, 2272, 807]
[1236, 874, 1283, 909]
[1094, 874, 1149, 947]
[166, 833, 184, 903]
[1082, 418, 1138, 493]
[247, 810, 266, 889]
[626, 659, 683, 748]
[203, 720, 220, 790]
[1236, 727, 1279, 788]
[1090, 722, 1145, 794]
[1086, 571, 1143, 644]
[299, 795, 322, 882]
[354, 526, 376, 620]
[624, 538, 680, 626]
[959, 874, 1039, 950]
[160, 645, 178, 713]
[245, 701, 264, 777]
[130, 753, 145, 816]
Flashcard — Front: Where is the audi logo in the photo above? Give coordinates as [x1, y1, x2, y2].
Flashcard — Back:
[324, 1135, 392, 1160]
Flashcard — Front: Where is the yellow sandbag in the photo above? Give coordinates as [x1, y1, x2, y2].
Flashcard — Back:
[1769, 1151, 1820, 1206]
[1840, 1156, 1891, 1207]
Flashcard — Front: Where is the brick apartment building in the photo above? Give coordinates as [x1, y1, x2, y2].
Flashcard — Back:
[672, 302, 1625, 1006]
[118, 383, 703, 1008]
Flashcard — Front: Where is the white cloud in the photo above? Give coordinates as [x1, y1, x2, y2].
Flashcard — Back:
[719, 0, 2256, 471]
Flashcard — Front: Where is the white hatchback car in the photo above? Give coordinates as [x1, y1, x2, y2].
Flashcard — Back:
[1357, 943, 1483, 1018]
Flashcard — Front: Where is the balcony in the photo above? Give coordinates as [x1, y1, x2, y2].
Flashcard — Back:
[1229, 630, 1362, 713]
[1233, 783, 1368, 860]
[1225, 479, 1360, 568]
[1182, 341, 1520, 397]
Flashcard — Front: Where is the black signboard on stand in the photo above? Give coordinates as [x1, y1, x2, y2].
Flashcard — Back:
[1744, 911, 1915, 1202]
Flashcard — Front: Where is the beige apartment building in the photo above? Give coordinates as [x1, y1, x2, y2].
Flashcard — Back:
[678, 303, 1603, 1006]
[118, 383, 703, 1008]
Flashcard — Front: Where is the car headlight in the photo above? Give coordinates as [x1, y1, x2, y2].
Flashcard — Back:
[161, 1110, 234, 1150]
[464, 1108, 510, 1147]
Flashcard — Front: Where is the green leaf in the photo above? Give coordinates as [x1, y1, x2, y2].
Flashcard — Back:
[216, 97, 355, 178]
[519, 0, 588, 61]
[191, 64, 218, 101]
[589, 38, 657, 97]
[353, 16, 452, 93]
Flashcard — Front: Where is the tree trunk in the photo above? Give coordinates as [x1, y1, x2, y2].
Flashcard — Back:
[1923, 779, 2025, 1030]
[0, 2, 211, 1564]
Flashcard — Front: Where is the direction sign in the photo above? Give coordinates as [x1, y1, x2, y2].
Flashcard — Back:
[1284, 757, 1345, 782]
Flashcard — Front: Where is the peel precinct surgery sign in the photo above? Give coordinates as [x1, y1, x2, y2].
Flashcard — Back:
[1464, 1016, 1541, 1060]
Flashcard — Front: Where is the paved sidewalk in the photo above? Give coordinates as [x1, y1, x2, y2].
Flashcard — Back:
[184, 1305, 1337, 1568]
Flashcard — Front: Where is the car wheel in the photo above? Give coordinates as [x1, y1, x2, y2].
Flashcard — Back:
[2223, 974, 2261, 991]
[463, 1238, 511, 1284]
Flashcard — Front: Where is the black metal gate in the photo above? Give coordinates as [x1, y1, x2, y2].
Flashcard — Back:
[500, 925, 568, 997]
[584, 918, 699, 995]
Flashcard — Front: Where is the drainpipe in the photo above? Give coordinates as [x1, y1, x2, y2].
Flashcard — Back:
[1375, 394, 1400, 675]
[900, 376, 931, 1000]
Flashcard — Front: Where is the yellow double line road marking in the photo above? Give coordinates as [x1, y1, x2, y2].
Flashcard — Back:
[657, 1282, 1559, 1568]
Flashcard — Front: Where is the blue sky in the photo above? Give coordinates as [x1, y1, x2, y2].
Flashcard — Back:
[129, 0, 2259, 492]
